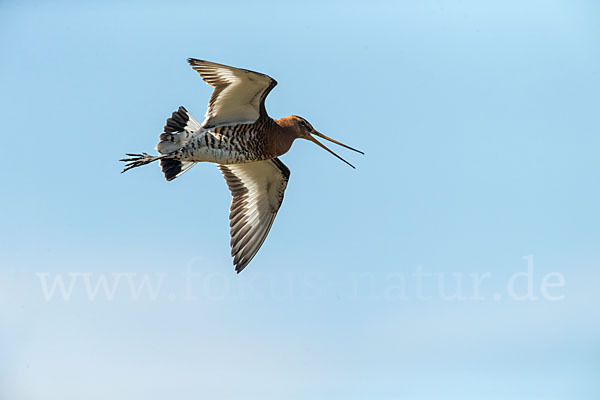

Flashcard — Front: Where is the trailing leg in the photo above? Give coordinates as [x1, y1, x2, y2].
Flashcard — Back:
[120, 152, 165, 173]
[120, 106, 201, 180]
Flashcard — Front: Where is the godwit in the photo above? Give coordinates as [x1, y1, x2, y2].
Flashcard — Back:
[121, 59, 363, 272]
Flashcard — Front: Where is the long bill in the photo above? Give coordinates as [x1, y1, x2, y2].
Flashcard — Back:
[313, 131, 365, 155]
[308, 132, 364, 169]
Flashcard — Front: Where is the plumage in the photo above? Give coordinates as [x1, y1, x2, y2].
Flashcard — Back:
[121, 59, 362, 272]
[219, 159, 289, 272]
[188, 59, 277, 129]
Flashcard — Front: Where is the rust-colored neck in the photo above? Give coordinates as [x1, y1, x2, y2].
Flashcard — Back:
[266, 116, 299, 157]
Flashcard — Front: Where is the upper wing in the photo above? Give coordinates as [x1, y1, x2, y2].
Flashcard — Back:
[218, 158, 290, 273]
[188, 59, 277, 130]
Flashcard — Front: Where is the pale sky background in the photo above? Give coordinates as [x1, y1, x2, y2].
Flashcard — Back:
[1, 1, 599, 399]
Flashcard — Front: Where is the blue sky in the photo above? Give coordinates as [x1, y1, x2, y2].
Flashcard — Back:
[1, 1, 599, 399]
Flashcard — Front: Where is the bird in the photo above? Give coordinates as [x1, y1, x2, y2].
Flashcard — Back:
[121, 59, 363, 273]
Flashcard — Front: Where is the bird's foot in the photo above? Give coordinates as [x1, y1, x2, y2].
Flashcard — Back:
[120, 152, 161, 173]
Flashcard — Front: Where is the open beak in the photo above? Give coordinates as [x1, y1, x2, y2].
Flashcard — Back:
[308, 131, 364, 169]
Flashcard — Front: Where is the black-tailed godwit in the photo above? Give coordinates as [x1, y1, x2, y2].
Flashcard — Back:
[121, 59, 363, 272]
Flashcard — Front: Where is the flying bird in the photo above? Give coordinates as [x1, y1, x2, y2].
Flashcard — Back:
[121, 59, 363, 272]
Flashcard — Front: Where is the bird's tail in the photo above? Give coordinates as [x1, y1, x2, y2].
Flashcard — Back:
[155, 106, 201, 181]
[120, 106, 202, 181]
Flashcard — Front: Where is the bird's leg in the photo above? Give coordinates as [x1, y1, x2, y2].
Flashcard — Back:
[120, 152, 164, 173]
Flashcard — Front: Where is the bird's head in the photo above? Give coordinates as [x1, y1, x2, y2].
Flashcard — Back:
[287, 115, 364, 168]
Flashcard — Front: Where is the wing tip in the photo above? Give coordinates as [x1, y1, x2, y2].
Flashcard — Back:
[187, 58, 203, 66]
[235, 263, 248, 274]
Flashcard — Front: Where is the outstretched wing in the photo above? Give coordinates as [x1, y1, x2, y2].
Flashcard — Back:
[188, 59, 277, 130]
[218, 158, 290, 273]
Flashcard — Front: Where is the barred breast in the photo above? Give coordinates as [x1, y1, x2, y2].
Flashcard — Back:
[177, 118, 278, 164]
